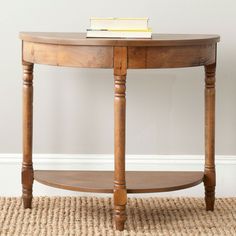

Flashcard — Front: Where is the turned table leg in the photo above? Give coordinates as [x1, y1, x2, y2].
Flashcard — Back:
[113, 47, 127, 231]
[204, 63, 216, 211]
[22, 62, 34, 209]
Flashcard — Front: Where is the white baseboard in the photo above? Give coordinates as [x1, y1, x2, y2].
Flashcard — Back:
[0, 154, 236, 197]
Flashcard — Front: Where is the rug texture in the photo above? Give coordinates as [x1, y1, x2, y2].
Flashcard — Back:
[0, 196, 236, 236]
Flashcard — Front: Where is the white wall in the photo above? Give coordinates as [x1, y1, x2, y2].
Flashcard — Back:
[0, 1, 236, 196]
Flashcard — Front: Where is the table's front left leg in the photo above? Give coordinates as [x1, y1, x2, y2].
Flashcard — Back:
[22, 61, 34, 209]
[113, 47, 127, 231]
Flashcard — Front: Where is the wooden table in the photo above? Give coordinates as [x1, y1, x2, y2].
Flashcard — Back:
[20, 32, 220, 231]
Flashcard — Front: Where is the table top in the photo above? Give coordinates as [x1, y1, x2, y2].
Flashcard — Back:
[20, 32, 220, 47]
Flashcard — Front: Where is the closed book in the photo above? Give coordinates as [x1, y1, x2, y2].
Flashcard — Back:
[90, 17, 149, 30]
[87, 28, 151, 32]
[86, 29, 152, 38]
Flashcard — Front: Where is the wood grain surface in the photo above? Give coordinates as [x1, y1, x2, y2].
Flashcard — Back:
[20, 32, 220, 46]
[34, 170, 204, 193]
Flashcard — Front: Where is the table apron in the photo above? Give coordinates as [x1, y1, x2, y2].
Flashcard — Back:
[22, 42, 114, 68]
[128, 45, 216, 68]
[22, 41, 216, 69]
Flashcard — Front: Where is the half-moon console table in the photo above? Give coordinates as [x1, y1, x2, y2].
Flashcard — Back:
[20, 32, 220, 231]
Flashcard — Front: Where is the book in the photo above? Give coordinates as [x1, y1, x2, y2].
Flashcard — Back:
[87, 17, 152, 38]
[90, 17, 149, 30]
[86, 29, 152, 38]
[87, 28, 151, 32]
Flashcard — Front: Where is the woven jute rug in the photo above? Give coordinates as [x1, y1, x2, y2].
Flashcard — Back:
[0, 196, 236, 236]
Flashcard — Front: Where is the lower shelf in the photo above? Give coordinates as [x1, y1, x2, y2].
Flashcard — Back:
[34, 170, 204, 193]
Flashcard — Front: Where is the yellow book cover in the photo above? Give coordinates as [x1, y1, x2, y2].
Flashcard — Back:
[90, 17, 150, 30]
[90, 17, 149, 20]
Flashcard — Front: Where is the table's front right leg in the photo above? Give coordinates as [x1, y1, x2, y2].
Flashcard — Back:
[113, 47, 127, 231]
[22, 61, 34, 209]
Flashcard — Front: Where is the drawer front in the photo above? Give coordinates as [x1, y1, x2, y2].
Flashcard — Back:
[128, 44, 216, 69]
[23, 42, 113, 68]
